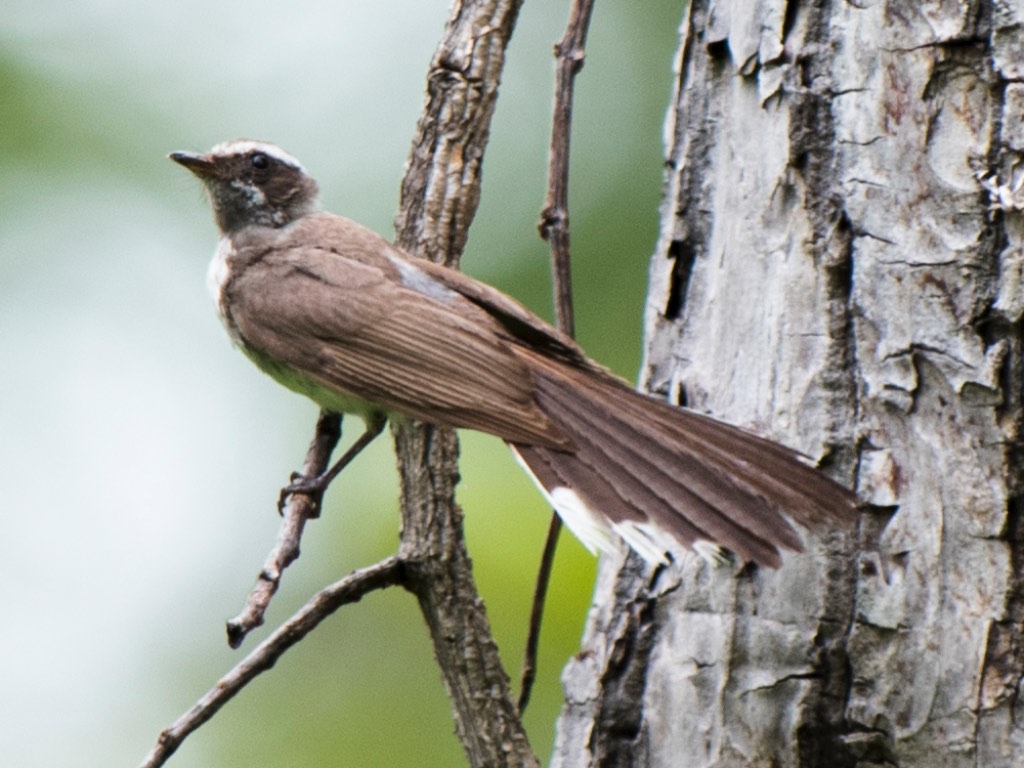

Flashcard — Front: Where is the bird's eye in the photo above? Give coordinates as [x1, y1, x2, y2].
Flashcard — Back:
[251, 153, 270, 170]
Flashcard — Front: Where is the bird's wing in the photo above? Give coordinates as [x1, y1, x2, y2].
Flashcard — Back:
[224, 231, 571, 449]
[289, 213, 594, 366]
[407, 257, 593, 367]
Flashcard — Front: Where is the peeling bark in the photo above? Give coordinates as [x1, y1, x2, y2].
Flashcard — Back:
[553, 2, 1024, 766]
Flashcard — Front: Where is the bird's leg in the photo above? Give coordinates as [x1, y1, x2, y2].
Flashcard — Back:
[278, 414, 387, 514]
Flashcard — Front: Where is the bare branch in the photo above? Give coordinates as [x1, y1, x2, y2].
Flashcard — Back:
[539, 0, 596, 337]
[519, 0, 596, 714]
[225, 410, 342, 647]
[138, 556, 403, 768]
[392, 0, 538, 765]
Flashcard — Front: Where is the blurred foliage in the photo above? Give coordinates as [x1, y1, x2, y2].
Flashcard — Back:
[1, 1, 682, 766]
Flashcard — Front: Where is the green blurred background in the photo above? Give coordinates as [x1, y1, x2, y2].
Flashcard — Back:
[0, 1, 681, 765]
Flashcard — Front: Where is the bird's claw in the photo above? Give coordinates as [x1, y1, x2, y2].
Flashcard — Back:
[277, 472, 327, 516]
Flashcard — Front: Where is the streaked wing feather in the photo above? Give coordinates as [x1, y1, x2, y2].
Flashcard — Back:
[226, 242, 570, 448]
[513, 347, 856, 565]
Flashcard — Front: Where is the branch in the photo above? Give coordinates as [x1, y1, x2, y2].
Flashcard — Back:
[392, 0, 538, 766]
[539, 0, 596, 337]
[137, 556, 403, 768]
[519, 0, 596, 714]
[225, 410, 342, 648]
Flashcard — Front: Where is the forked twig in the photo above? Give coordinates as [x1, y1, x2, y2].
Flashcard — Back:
[520, 0, 596, 715]
[138, 556, 403, 768]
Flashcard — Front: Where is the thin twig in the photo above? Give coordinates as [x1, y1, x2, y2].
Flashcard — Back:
[225, 410, 342, 648]
[517, 511, 562, 713]
[520, 0, 596, 715]
[138, 556, 403, 768]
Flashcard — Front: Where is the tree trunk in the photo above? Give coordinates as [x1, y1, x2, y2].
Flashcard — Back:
[552, 2, 1024, 766]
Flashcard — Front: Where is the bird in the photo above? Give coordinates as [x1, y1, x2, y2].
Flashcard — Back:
[170, 139, 857, 568]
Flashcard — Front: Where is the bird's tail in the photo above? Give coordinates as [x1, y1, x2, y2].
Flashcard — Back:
[510, 355, 856, 567]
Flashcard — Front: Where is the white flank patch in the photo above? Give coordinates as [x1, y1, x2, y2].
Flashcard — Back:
[209, 139, 307, 171]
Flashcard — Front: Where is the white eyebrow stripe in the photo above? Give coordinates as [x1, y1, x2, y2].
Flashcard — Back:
[208, 140, 307, 172]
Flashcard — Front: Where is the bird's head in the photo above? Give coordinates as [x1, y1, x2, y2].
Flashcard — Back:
[170, 140, 320, 234]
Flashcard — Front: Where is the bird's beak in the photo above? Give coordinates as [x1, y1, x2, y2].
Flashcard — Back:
[169, 151, 218, 179]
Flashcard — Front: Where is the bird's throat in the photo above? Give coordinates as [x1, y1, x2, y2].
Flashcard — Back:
[208, 237, 234, 317]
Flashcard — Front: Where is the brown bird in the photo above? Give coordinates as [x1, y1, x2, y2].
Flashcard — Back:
[171, 140, 857, 567]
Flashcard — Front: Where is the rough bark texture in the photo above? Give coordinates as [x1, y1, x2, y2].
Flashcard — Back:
[391, 2, 538, 767]
[553, 2, 1024, 766]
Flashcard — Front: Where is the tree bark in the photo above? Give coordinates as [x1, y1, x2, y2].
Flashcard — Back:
[392, 2, 537, 767]
[553, 2, 1024, 766]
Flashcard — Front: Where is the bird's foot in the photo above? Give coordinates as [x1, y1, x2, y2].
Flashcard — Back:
[278, 471, 329, 516]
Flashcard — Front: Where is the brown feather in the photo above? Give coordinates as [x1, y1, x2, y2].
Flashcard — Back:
[217, 211, 855, 565]
[510, 347, 855, 564]
[525, 373, 800, 564]
[223, 217, 572, 448]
